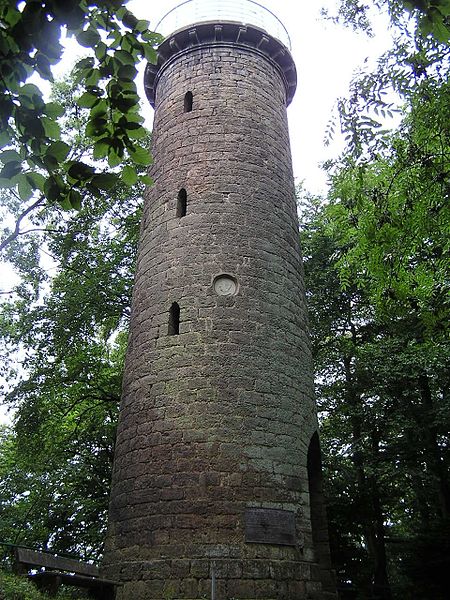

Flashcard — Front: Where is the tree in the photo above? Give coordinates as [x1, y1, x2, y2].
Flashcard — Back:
[326, 79, 449, 340]
[0, 567, 74, 599]
[323, 0, 450, 42]
[300, 185, 449, 599]
[0, 0, 159, 249]
[300, 194, 394, 598]
[0, 72, 144, 559]
[299, 3, 450, 590]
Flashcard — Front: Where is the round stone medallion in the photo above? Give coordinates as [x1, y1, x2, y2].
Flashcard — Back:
[213, 274, 238, 296]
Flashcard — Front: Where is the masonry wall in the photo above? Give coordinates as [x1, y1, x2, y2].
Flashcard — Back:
[103, 39, 330, 600]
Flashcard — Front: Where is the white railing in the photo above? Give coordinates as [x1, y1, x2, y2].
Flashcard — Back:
[155, 0, 291, 49]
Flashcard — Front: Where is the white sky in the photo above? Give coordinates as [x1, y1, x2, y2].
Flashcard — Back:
[0, 1, 394, 425]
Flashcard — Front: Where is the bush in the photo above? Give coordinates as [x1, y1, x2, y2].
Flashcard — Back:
[0, 571, 83, 600]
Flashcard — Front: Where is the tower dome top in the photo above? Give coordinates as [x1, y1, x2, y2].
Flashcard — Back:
[155, 0, 291, 50]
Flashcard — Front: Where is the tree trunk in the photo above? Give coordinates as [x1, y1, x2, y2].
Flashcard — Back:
[343, 341, 391, 600]
[417, 372, 450, 520]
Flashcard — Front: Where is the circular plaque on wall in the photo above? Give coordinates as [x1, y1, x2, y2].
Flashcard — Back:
[213, 274, 238, 296]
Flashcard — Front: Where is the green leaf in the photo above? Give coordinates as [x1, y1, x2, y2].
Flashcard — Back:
[68, 189, 82, 210]
[139, 174, 153, 186]
[143, 45, 158, 64]
[122, 10, 138, 29]
[126, 126, 147, 140]
[44, 102, 65, 119]
[43, 153, 59, 172]
[74, 57, 95, 72]
[73, 58, 96, 84]
[78, 92, 101, 108]
[0, 130, 11, 149]
[114, 49, 135, 66]
[95, 41, 107, 61]
[27, 172, 45, 191]
[135, 19, 150, 33]
[107, 29, 122, 49]
[18, 175, 34, 201]
[90, 99, 108, 119]
[116, 6, 127, 19]
[107, 149, 122, 168]
[0, 178, 14, 189]
[86, 117, 108, 137]
[91, 173, 119, 190]
[122, 165, 138, 185]
[76, 28, 101, 48]
[118, 64, 138, 82]
[142, 31, 163, 45]
[41, 117, 61, 140]
[85, 68, 101, 87]
[0, 150, 22, 165]
[46, 141, 71, 162]
[93, 140, 110, 160]
[44, 175, 65, 202]
[18, 83, 42, 98]
[35, 53, 54, 81]
[128, 145, 151, 166]
[67, 162, 95, 181]
[3, 5, 21, 27]
[113, 96, 137, 113]
[58, 194, 73, 210]
[0, 161, 21, 179]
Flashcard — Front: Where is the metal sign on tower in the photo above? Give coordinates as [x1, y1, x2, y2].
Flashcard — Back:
[102, 1, 335, 598]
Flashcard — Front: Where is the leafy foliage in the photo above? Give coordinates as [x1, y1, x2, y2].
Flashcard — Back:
[326, 80, 449, 338]
[0, 0, 159, 236]
[0, 73, 144, 559]
[300, 187, 450, 599]
[300, 4, 450, 594]
[322, 0, 450, 341]
[300, 8, 449, 599]
[323, 1, 450, 160]
[323, 0, 450, 41]
[0, 569, 79, 600]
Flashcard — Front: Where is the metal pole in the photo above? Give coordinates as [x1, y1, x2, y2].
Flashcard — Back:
[211, 561, 216, 600]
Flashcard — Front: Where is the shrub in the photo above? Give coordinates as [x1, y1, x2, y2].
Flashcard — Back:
[0, 571, 83, 600]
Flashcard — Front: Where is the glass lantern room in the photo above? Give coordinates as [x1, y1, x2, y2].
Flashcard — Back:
[155, 0, 291, 50]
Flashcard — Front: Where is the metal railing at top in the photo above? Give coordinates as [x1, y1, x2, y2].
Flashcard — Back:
[155, 0, 291, 50]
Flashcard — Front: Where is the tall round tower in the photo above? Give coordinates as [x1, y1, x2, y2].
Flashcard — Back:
[103, 1, 334, 598]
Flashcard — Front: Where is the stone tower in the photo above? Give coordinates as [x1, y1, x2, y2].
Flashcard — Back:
[103, 1, 334, 598]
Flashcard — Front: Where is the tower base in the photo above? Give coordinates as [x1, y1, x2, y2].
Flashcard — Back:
[106, 557, 330, 599]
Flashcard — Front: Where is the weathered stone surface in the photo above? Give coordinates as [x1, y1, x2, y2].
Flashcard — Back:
[102, 19, 334, 600]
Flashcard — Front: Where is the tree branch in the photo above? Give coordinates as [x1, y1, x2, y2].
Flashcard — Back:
[0, 196, 46, 252]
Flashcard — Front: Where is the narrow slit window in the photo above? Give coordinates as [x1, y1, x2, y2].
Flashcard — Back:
[184, 91, 193, 113]
[176, 188, 187, 218]
[168, 302, 180, 336]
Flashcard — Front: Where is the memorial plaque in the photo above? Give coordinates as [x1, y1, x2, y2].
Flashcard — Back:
[244, 508, 296, 546]
[213, 274, 237, 296]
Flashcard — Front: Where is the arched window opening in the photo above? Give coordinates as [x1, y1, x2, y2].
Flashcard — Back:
[176, 188, 187, 218]
[184, 91, 193, 112]
[168, 302, 180, 336]
[307, 432, 335, 592]
[307, 432, 323, 550]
